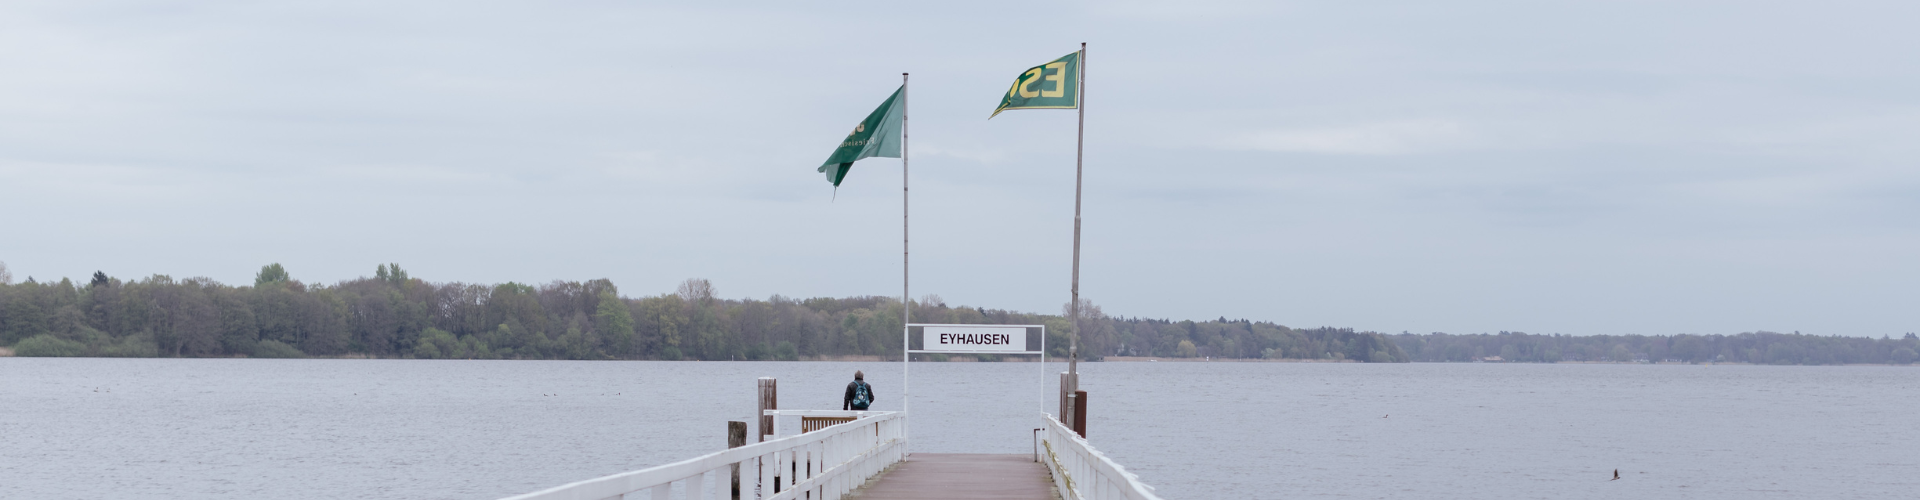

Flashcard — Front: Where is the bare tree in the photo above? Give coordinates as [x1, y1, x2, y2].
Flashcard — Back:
[1061, 298, 1104, 323]
[0, 260, 11, 285]
[676, 278, 715, 304]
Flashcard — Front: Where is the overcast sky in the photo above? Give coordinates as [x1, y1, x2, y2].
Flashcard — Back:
[2, 1, 1915, 337]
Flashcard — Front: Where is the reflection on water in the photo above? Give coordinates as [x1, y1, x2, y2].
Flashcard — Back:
[2, 358, 1915, 499]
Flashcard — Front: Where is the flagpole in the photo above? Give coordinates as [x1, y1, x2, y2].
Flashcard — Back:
[900, 71, 911, 459]
[1068, 43, 1086, 418]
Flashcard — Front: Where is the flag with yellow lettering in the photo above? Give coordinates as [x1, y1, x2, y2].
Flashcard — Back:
[990, 52, 1080, 118]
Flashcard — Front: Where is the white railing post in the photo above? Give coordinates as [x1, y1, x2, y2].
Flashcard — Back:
[782, 449, 794, 494]
[759, 452, 773, 499]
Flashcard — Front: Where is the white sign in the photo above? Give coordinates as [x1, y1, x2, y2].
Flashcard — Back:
[921, 326, 1028, 352]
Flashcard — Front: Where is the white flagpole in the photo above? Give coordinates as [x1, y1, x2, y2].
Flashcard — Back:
[1067, 43, 1086, 419]
[900, 72, 911, 459]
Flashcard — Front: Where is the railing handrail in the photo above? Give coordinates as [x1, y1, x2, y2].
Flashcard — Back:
[1039, 414, 1162, 500]
[762, 409, 893, 417]
[500, 411, 904, 500]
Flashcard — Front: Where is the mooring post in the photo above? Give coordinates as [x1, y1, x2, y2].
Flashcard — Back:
[757, 377, 777, 441]
[756, 377, 776, 498]
[1058, 371, 1077, 430]
[1072, 390, 1088, 438]
[728, 420, 747, 500]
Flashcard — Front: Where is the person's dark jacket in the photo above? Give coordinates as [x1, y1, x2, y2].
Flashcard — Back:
[843, 380, 874, 410]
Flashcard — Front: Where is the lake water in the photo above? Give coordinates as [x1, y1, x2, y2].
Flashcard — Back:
[2, 358, 1916, 499]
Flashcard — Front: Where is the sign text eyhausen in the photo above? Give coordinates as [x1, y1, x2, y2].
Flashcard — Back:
[921, 326, 1028, 353]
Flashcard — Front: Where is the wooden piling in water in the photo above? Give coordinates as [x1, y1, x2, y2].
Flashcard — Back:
[757, 377, 777, 442]
[1058, 372, 1076, 432]
[756, 377, 776, 497]
[728, 420, 747, 499]
[1072, 390, 1087, 438]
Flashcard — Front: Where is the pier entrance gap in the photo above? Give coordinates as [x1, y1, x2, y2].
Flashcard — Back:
[902, 323, 1048, 457]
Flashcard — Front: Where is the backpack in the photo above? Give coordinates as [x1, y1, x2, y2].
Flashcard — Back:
[851, 381, 872, 409]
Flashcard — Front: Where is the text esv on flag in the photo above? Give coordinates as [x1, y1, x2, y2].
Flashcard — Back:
[990, 51, 1080, 118]
[817, 85, 905, 187]
[986, 46, 1089, 421]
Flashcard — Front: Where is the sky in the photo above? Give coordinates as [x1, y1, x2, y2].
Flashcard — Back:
[2, 1, 1916, 337]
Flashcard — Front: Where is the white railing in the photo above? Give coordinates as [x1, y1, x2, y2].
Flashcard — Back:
[501, 411, 904, 500]
[1039, 414, 1161, 500]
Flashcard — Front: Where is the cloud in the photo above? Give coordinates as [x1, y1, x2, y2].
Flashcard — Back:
[913, 142, 1007, 164]
[3, 1, 1918, 337]
[1221, 120, 1474, 155]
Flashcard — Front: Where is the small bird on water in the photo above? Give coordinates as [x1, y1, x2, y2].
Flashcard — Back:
[1611, 469, 1620, 481]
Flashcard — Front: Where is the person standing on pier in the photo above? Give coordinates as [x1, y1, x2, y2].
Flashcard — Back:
[843, 371, 874, 411]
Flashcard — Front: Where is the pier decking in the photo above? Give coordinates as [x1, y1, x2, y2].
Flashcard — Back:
[851, 454, 1058, 500]
[501, 410, 1158, 500]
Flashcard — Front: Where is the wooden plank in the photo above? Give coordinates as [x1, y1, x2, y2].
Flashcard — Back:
[850, 454, 1058, 500]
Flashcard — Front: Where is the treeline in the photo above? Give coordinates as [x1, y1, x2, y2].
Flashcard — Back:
[1392, 331, 1920, 365]
[0, 264, 1409, 361]
[8, 264, 1910, 365]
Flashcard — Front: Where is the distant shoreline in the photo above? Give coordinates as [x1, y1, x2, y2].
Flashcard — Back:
[3, 350, 1912, 366]
[1101, 356, 1356, 363]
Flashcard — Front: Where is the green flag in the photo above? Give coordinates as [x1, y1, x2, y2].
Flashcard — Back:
[818, 85, 905, 187]
[990, 51, 1080, 118]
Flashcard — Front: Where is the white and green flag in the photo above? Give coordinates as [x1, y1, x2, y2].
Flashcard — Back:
[817, 85, 905, 187]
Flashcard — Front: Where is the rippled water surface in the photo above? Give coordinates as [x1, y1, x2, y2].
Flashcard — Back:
[3, 358, 1916, 499]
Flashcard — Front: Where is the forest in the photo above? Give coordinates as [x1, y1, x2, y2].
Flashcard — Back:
[0, 263, 1409, 362]
[5, 263, 1908, 365]
[1393, 331, 1919, 365]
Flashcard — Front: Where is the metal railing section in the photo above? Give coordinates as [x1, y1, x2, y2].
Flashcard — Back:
[500, 411, 904, 500]
[1039, 414, 1161, 500]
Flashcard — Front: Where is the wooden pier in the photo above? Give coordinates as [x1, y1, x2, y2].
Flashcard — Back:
[850, 454, 1058, 500]
[501, 407, 1159, 500]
